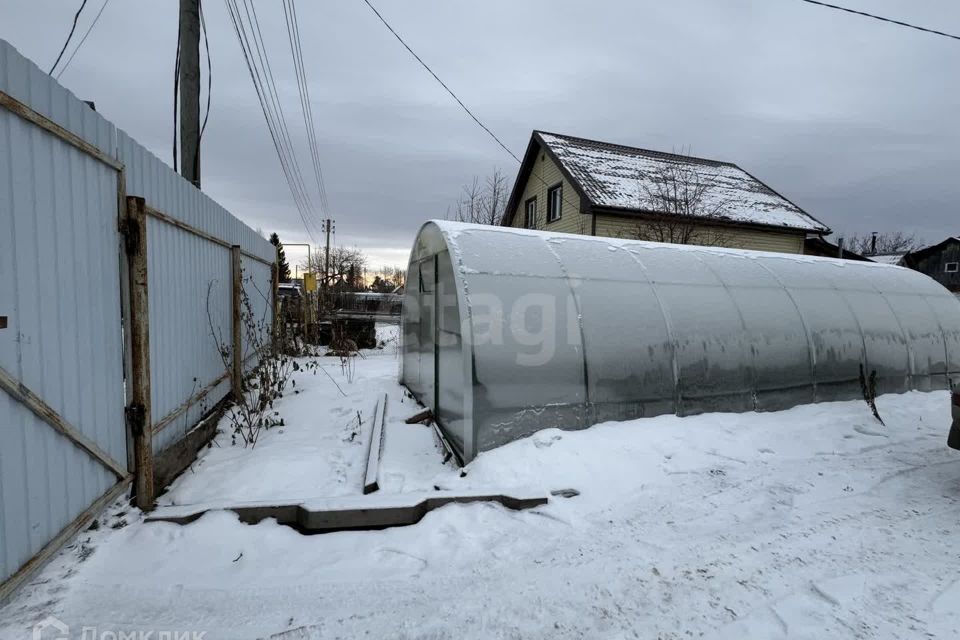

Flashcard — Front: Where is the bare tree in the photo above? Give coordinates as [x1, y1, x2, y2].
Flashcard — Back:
[845, 231, 920, 256]
[628, 162, 737, 247]
[449, 168, 512, 226]
[301, 245, 368, 290]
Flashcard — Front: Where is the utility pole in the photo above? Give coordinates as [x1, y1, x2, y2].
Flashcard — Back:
[323, 219, 334, 292]
[178, 0, 201, 187]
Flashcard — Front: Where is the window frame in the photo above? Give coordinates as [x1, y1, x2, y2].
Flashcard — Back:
[945, 261, 959, 273]
[546, 183, 563, 223]
[524, 196, 538, 229]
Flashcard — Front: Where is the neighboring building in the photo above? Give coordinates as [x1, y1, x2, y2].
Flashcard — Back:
[902, 237, 960, 293]
[804, 236, 870, 261]
[502, 131, 830, 254]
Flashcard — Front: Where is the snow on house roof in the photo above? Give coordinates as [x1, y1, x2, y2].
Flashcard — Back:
[869, 253, 906, 265]
[536, 131, 829, 233]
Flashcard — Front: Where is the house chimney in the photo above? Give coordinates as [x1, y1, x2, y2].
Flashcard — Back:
[871, 231, 877, 255]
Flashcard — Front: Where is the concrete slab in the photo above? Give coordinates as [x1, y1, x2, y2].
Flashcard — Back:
[145, 489, 549, 533]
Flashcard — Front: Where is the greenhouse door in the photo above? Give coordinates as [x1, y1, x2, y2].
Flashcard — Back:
[417, 256, 436, 407]
[435, 251, 467, 456]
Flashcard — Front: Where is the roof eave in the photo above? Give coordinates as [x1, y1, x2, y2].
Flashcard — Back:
[501, 136, 542, 227]
[590, 205, 828, 235]
[502, 131, 597, 226]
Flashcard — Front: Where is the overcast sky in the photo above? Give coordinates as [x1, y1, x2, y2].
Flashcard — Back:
[4, 0, 958, 267]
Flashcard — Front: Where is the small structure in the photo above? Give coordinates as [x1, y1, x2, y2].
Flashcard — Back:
[803, 236, 870, 261]
[501, 131, 830, 254]
[401, 221, 960, 463]
[903, 237, 960, 294]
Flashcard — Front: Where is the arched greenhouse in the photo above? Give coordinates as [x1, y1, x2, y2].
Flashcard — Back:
[401, 221, 960, 463]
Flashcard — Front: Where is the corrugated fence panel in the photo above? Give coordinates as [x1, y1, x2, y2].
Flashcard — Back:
[145, 217, 234, 453]
[0, 41, 125, 585]
[241, 257, 274, 361]
[115, 130, 273, 455]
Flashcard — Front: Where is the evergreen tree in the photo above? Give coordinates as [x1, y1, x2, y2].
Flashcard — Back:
[269, 233, 292, 282]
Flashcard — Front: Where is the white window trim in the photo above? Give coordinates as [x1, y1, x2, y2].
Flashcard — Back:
[946, 262, 959, 273]
[547, 184, 563, 223]
[524, 197, 537, 229]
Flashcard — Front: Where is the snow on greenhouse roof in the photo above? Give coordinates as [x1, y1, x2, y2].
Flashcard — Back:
[534, 131, 830, 233]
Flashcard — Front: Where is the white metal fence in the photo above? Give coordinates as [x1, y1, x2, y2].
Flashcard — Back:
[0, 39, 275, 600]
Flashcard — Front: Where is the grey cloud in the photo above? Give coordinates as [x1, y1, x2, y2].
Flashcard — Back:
[3, 0, 957, 265]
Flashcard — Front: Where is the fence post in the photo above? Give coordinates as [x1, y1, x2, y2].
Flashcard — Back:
[231, 245, 243, 399]
[271, 255, 279, 356]
[124, 196, 154, 510]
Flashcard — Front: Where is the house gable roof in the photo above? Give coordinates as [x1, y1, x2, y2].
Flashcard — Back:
[503, 131, 830, 234]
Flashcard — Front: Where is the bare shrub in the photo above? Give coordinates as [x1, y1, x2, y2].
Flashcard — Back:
[859, 363, 885, 426]
[206, 277, 293, 447]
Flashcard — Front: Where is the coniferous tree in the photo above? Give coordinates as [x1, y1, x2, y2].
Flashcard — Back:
[269, 233, 292, 282]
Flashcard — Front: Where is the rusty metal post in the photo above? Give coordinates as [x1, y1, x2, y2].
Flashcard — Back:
[123, 196, 154, 510]
[231, 245, 243, 399]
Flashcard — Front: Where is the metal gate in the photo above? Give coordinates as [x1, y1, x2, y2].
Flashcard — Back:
[0, 39, 277, 602]
[0, 40, 132, 599]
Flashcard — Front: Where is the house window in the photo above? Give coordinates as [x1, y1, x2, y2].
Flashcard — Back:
[946, 262, 959, 273]
[524, 197, 537, 229]
[547, 184, 562, 222]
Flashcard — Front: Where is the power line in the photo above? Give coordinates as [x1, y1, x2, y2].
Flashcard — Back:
[224, 0, 320, 241]
[49, 0, 90, 75]
[359, 0, 584, 221]
[55, 0, 110, 79]
[242, 0, 321, 234]
[173, 15, 181, 171]
[359, 0, 521, 163]
[797, 0, 960, 42]
[283, 0, 331, 216]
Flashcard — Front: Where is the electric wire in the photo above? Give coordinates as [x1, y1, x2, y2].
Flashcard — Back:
[194, 0, 212, 175]
[241, 0, 322, 235]
[55, 0, 110, 79]
[797, 0, 960, 42]
[224, 0, 319, 241]
[358, 0, 583, 222]
[49, 0, 89, 75]
[283, 0, 331, 216]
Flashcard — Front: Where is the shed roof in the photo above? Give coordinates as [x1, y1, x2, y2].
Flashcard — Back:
[505, 131, 829, 234]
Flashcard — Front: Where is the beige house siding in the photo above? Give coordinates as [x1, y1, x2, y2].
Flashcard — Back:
[594, 215, 805, 253]
[509, 146, 588, 234]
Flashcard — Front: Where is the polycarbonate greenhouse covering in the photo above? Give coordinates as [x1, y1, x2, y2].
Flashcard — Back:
[401, 221, 960, 462]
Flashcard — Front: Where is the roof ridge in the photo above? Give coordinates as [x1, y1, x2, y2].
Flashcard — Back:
[535, 130, 738, 169]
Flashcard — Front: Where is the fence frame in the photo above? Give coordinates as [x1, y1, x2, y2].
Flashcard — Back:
[0, 77, 276, 601]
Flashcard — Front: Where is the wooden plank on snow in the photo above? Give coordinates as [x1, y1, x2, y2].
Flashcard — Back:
[363, 393, 388, 494]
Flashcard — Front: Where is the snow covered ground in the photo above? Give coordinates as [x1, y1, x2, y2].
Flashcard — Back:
[2, 325, 960, 639]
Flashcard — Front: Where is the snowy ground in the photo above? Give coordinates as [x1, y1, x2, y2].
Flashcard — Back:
[2, 324, 960, 639]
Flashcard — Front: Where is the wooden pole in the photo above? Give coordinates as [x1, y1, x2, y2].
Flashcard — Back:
[231, 245, 243, 399]
[124, 196, 154, 510]
[178, 0, 201, 187]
